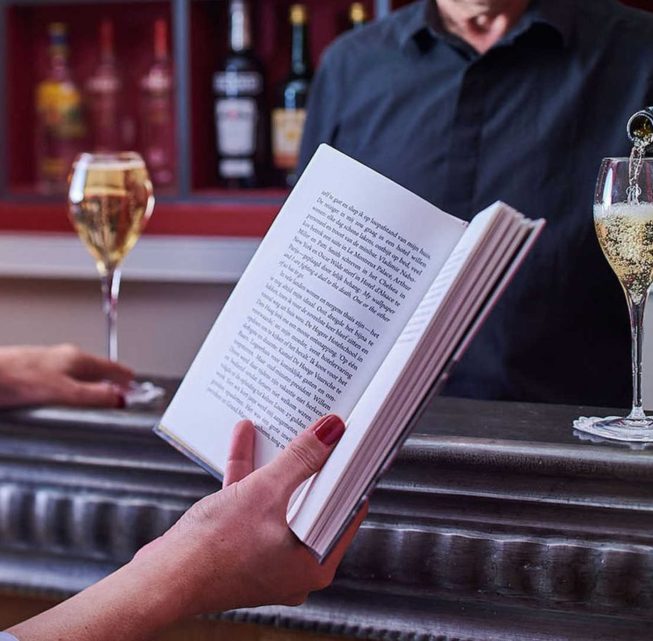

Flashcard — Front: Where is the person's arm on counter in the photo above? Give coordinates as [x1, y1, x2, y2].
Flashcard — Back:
[0, 344, 132, 408]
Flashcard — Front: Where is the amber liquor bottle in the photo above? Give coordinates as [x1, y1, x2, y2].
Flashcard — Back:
[86, 19, 123, 152]
[140, 19, 176, 188]
[35, 23, 85, 193]
[272, 4, 313, 187]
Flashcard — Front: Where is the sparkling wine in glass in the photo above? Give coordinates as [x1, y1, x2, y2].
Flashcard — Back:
[68, 152, 154, 362]
[575, 151, 653, 441]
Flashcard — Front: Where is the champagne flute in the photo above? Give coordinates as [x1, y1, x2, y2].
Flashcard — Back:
[68, 152, 154, 361]
[575, 155, 653, 441]
[68, 152, 163, 405]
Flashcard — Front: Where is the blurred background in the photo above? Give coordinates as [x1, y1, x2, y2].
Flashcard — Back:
[1, 0, 653, 393]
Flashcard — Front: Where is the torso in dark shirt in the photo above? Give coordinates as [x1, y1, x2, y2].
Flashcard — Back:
[298, 0, 653, 407]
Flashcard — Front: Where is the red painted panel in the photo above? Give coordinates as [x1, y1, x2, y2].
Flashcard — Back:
[0, 200, 281, 238]
[7, 7, 38, 187]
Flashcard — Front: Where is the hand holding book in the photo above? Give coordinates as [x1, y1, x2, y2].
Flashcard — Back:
[157, 145, 544, 559]
[8, 415, 365, 641]
[136, 415, 365, 614]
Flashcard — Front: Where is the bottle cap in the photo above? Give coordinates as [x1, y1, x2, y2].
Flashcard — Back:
[350, 3, 367, 24]
[48, 22, 68, 58]
[49, 22, 68, 49]
[49, 22, 67, 37]
[290, 4, 308, 25]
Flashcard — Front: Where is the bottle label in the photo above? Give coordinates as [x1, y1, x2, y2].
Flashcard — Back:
[86, 74, 121, 94]
[213, 71, 263, 96]
[215, 98, 258, 158]
[37, 81, 85, 138]
[272, 108, 307, 170]
[141, 72, 173, 94]
[220, 158, 254, 178]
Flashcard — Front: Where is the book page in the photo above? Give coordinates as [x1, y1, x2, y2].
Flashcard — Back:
[158, 145, 467, 473]
[315, 219, 536, 547]
[287, 202, 507, 533]
[290, 206, 544, 556]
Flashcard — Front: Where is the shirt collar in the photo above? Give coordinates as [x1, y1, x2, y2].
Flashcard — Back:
[400, 0, 574, 53]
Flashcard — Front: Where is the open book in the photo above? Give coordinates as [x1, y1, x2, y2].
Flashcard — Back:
[156, 145, 544, 560]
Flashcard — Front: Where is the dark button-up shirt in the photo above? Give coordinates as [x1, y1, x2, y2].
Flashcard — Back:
[298, 0, 653, 407]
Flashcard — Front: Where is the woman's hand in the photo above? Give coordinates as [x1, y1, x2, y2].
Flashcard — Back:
[0, 344, 133, 408]
[8, 415, 365, 641]
[136, 414, 366, 616]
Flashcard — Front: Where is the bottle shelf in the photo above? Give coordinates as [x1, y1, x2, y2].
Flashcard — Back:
[0, 0, 383, 236]
[5, 0, 172, 189]
[7, 0, 644, 237]
[189, 0, 375, 192]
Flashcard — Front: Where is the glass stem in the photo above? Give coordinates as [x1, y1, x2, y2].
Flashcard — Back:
[100, 268, 121, 362]
[626, 293, 647, 420]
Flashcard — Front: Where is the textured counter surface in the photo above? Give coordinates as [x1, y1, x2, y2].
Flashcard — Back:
[0, 388, 651, 640]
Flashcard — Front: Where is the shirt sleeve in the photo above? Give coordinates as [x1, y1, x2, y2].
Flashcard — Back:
[297, 42, 346, 173]
[0, 633, 19, 641]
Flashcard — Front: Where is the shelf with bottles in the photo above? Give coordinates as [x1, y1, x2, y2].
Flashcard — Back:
[0, 0, 402, 238]
[190, 0, 375, 194]
[4, 0, 176, 198]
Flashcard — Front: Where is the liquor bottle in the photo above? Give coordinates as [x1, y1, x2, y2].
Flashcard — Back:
[349, 3, 369, 30]
[35, 23, 85, 193]
[86, 19, 122, 152]
[272, 4, 312, 187]
[213, 0, 265, 188]
[139, 19, 176, 187]
[627, 107, 653, 149]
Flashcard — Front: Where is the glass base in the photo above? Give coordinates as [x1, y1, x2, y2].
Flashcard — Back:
[124, 380, 166, 408]
[573, 414, 653, 442]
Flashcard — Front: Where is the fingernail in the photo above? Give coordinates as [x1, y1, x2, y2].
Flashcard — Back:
[116, 393, 126, 409]
[313, 415, 345, 446]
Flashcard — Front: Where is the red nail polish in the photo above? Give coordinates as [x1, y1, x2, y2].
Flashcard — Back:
[314, 415, 345, 446]
[116, 393, 126, 409]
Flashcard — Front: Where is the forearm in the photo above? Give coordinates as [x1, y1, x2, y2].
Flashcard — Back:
[8, 549, 196, 641]
[5, 416, 358, 640]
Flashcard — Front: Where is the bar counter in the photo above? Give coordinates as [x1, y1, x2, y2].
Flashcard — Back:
[0, 386, 651, 640]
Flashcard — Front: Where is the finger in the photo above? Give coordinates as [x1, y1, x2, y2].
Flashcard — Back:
[321, 501, 368, 572]
[265, 414, 346, 496]
[66, 351, 134, 386]
[59, 380, 125, 408]
[223, 420, 256, 487]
